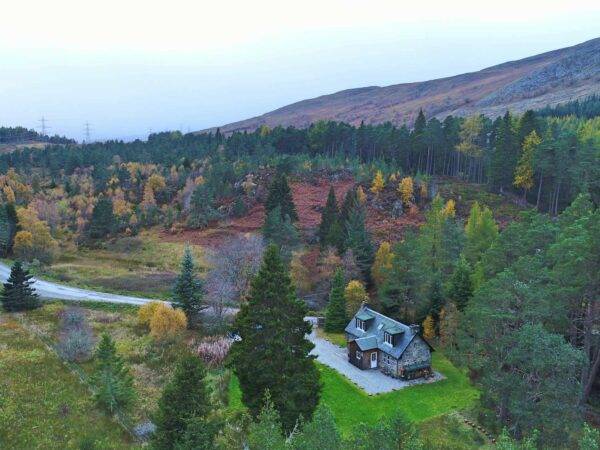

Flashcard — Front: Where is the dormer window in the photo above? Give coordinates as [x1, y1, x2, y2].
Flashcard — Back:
[384, 332, 393, 346]
[355, 318, 365, 331]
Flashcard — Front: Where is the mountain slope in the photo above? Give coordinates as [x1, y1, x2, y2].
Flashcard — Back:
[205, 38, 600, 133]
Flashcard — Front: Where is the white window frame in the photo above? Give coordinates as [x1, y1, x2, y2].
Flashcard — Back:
[356, 350, 362, 359]
[355, 318, 364, 331]
[384, 332, 393, 346]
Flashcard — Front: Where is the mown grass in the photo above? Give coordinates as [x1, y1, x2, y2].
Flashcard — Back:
[229, 352, 479, 437]
[0, 315, 135, 449]
[318, 353, 479, 435]
[33, 229, 207, 298]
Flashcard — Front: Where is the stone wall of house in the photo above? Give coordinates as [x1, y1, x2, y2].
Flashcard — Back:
[399, 336, 431, 369]
[379, 351, 399, 377]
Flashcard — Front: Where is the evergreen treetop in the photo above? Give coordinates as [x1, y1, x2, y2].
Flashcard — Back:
[325, 268, 347, 332]
[153, 355, 212, 449]
[229, 244, 321, 432]
[265, 173, 298, 222]
[172, 245, 204, 321]
[1, 260, 39, 312]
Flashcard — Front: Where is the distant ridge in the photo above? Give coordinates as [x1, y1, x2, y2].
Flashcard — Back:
[201, 37, 600, 133]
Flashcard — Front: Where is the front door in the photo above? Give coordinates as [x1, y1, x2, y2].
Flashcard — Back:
[370, 351, 378, 368]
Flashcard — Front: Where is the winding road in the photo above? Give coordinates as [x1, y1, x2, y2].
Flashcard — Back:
[0, 262, 155, 305]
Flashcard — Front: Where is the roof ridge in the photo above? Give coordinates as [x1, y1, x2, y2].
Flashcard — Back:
[363, 306, 409, 330]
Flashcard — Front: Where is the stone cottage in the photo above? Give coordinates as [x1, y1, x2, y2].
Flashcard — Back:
[345, 305, 434, 380]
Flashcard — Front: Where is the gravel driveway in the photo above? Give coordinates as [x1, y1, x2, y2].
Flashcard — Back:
[306, 317, 443, 395]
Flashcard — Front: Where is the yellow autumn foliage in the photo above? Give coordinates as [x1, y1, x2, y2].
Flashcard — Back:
[138, 301, 163, 328]
[149, 303, 187, 340]
[356, 186, 367, 205]
[422, 315, 435, 340]
[371, 242, 394, 287]
[443, 199, 456, 217]
[344, 280, 369, 316]
[370, 170, 385, 195]
[398, 177, 414, 206]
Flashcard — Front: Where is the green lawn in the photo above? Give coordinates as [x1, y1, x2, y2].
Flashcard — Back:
[0, 315, 134, 449]
[229, 352, 479, 437]
[319, 353, 479, 435]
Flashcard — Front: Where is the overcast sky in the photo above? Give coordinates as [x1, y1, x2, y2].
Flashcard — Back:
[1, 0, 599, 141]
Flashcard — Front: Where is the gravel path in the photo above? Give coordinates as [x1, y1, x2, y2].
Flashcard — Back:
[306, 317, 444, 395]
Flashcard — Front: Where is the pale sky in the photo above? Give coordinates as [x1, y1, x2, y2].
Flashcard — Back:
[1, 0, 599, 141]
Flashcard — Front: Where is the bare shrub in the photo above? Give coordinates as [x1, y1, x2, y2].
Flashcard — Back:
[205, 235, 264, 318]
[56, 307, 94, 362]
[196, 336, 232, 368]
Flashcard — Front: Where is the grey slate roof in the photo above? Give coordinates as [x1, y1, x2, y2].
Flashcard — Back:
[355, 336, 378, 351]
[345, 305, 422, 359]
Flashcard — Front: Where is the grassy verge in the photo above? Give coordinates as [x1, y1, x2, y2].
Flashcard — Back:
[315, 328, 347, 347]
[0, 315, 134, 449]
[30, 229, 207, 299]
[418, 413, 490, 449]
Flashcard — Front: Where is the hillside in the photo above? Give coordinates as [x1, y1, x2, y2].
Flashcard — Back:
[205, 37, 600, 133]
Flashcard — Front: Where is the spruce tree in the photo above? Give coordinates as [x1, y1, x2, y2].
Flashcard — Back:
[447, 255, 474, 311]
[92, 333, 135, 413]
[172, 245, 204, 323]
[262, 206, 300, 260]
[229, 245, 321, 432]
[318, 186, 340, 248]
[265, 173, 298, 222]
[325, 268, 347, 332]
[88, 195, 116, 239]
[345, 204, 374, 283]
[153, 355, 212, 450]
[1, 261, 39, 312]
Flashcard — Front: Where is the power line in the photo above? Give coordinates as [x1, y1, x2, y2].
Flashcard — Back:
[84, 122, 92, 143]
[38, 116, 50, 136]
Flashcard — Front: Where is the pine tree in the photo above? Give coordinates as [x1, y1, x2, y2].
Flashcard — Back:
[325, 269, 347, 332]
[338, 188, 358, 252]
[490, 112, 519, 192]
[265, 173, 298, 222]
[88, 195, 116, 239]
[446, 255, 473, 311]
[153, 355, 212, 450]
[318, 186, 340, 248]
[262, 206, 300, 260]
[92, 333, 135, 413]
[229, 245, 321, 432]
[345, 204, 374, 283]
[289, 404, 342, 450]
[246, 393, 287, 450]
[1, 260, 39, 312]
[172, 245, 204, 323]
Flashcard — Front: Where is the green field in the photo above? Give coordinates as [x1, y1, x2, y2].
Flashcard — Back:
[0, 315, 134, 449]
